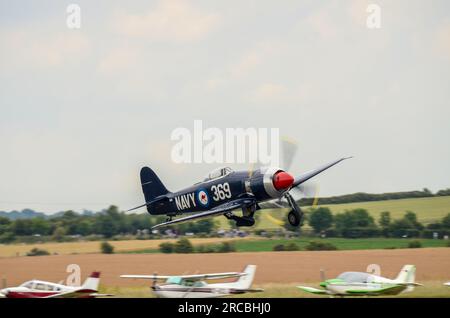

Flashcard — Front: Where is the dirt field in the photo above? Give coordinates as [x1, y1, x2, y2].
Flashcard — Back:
[0, 248, 449, 287]
[0, 237, 243, 258]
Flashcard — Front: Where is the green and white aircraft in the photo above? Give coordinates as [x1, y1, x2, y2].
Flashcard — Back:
[298, 265, 421, 296]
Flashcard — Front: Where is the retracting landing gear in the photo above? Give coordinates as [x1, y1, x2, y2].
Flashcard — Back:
[224, 205, 256, 227]
[284, 192, 304, 227]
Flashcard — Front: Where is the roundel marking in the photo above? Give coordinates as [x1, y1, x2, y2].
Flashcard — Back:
[197, 189, 209, 207]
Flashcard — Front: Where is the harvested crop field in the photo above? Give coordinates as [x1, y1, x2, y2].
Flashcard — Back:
[0, 248, 449, 287]
[0, 237, 243, 258]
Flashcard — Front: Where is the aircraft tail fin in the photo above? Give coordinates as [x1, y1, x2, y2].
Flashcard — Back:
[81, 272, 100, 291]
[395, 265, 417, 292]
[395, 265, 416, 283]
[233, 265, 257, 289]
[140, 167, 170, 213]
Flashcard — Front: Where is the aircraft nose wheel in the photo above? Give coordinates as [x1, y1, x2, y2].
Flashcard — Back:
[288, 210, 300, 226]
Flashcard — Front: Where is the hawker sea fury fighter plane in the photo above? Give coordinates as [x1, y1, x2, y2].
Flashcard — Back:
[0, 272, 112, 298]
[298, 265, 422, 296]
[120, 265, 262, 298]
[129, 157, 351, 229]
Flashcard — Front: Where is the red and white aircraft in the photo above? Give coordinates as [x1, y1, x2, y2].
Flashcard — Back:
[0, 271, 112, 298]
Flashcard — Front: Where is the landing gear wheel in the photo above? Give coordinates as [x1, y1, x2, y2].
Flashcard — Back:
[288, 210, 300, 226]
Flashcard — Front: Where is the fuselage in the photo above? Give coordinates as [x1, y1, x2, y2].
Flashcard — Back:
[324, 274, 406, 296]
[148, 167, 291, 216]
[152, 282, 248, 298]
[0, 280, 93, 298]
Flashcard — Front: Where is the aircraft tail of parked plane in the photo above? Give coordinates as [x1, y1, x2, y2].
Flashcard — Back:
[395, 265, 416, 283]
[230, 265, 257, 290]
[394, 265, 418, 292]
[81, 271, 101, 291]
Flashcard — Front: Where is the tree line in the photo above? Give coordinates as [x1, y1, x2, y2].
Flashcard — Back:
[298, 207, 450, 238]
[0, 205, 218, 243]
[299, 188, 450, 205]
[1, 205, 450, 243]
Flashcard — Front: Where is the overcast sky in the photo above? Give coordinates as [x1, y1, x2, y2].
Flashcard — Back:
[1, 0, 449, 213]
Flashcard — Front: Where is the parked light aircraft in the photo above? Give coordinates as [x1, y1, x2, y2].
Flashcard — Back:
[298, 265, 421, 296]
[0, 272, 112, 298]
[120, 264, 262, 298]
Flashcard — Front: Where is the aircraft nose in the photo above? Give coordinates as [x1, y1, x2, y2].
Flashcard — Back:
[272, 171, 294, 190]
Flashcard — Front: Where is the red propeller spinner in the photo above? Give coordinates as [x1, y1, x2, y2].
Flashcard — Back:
[272, 171, 294, 190]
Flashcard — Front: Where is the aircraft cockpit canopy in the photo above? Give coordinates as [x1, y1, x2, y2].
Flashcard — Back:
[166, 277, 206, 287]
[20, 281, 63, 291]
[20, 281, 34, 289]
[203, 167, 233, 182]
[337, 272, 374, 284]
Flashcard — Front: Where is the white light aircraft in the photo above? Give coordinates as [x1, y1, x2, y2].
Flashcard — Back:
[120, 264, 262, 298]
[0, 271, 113, 298]
[298, 265, 422, 296]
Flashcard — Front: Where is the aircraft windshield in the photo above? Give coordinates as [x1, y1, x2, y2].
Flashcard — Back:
[34, 283, 52, 291]
[337, 272, 374, 283]
[166, 277, 206, 287]
[203, 167, 233, 181]
[182, 280, 206, 287]
[166, 277, 183, 285]
[20, 281, 34, 289]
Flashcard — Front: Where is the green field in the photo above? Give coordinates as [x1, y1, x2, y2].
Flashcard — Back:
[231, 238, 449, 252]
[123, 238, 449, 254]
[217, 196, 450, 230]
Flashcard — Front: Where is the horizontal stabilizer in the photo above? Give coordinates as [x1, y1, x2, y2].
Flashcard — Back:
[239, 288, 264, 293]
[297, 286, 327, 294]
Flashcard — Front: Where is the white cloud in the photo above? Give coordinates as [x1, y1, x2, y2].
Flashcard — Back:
[113, 0, 220, 42]
[97, 47, 139, 73]
[247, 83, 287, 102]
[305, 7, 338, 40]
[434, 23, 450, 58]
[0, 29, 90, 69]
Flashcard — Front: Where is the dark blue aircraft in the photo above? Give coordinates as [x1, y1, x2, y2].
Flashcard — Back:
[129, 157, 351, 229]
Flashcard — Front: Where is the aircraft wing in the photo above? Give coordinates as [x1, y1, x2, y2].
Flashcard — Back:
[257, 200, 287, 209]
[297, 286, 328, 294]
[151, 197, 257, 229]
[121, 274, 172, 280]
[292, 157, 352, 187]
[346, 284, 405, 295]
[43, 290, 114, 298]
[398, 282, 423, 286]
[121, 272, 246, 281]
